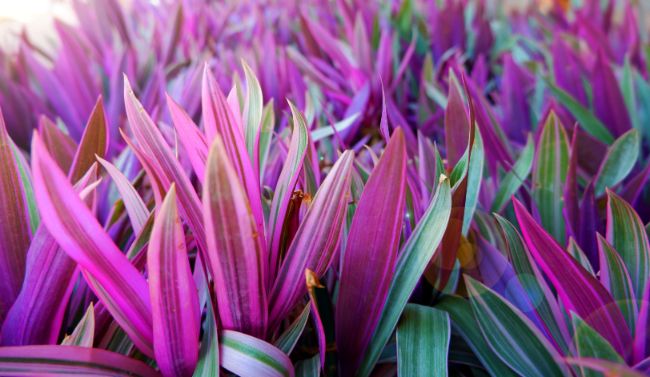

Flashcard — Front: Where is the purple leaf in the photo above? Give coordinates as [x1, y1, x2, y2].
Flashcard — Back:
[166, 94, 208, 183]
[0, 110, 31, 322]
[123, 77, 207, 255]
[201, 66, 265, 246]
[203, 134, 268, 338]
[335, 129, 406, 375]
[269, 151, 354, 327]
[444, 71, 470, 167]
[148, 185, 200, 377]
[69, 97, 108, 183]
[0, 345, 159, 376]
[514, 199, 633, 358]
[31, 133, 154, 357]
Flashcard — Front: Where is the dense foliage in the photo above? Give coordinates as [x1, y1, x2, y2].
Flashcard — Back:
[0, 0, 649, 376]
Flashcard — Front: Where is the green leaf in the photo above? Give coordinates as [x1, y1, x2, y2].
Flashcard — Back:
[435, 296, 517, 377]
[572, 315, 624, 377]
[220, 330, 294, 377]
[61, 303, 95, 347]
[274, 305, 311, 354]
[532, 111, 569, 244]
[397, 304, 450, 377]
[621, 56, 640, 131]
[597, 234, 638, 332]
[545, 80, 614, 144]
[606, 191, 650, 298]
[566, 238, 595, 276]
[357, 176, 452, 377]
[465, 277, 568, 377]
[494, 214, 571, 353]
[594, 129, 640, 196]
[259, 100, 275, 182]
[193, 302, 219, 377]
[296, 355, 320, 377]
[491, 134, 534, 212]
[242, 60, 263, 165]
[462, 129, 484, 235]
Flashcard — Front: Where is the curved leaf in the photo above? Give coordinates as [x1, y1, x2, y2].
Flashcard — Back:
[0, 345, 159, 377]
[465, 277, 567, 377]
[31, 133, 153, 357]
[220, 330, 294, 377]
[514, 199, 632, 358]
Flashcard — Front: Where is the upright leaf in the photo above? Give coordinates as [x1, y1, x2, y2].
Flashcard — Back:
[435, 296, 517, 377]
[606, 190, 650, 298]
[0, 110, 31, 321]
[494, 214, 571, 352]
[358, 176, 452, 377]
[396, 304, 450, 377]
[242, 61, 263, 168]
[69, 97, 108, 183]
[597, 234, 638, 332]
[166, 94, 208, 183]
[61, 304, 95, 347]
[124, 77, 207, 255]
[572, 315, 624, 377]
[268, 103, 309, 281]
[491, 134, 534, 212]
[201, 66, 265, 240]
[594, 130, 640, 196]
[269, 151, 354, 326]
[336, 129, 407, 376]
[444, 72, 470, 167]
[149, 186, 200, 377]
[203, 135, 267, 337]
[532, 111, 569, 244]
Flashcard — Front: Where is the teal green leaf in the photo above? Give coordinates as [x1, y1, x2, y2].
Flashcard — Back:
[61, 303, 95, 347]
[193, 302, 219, 377]
[274, 304, 311, 354]
[494, 214, 571, 353]
[396, 304, 450, 377]
[597, 234, 638, 332]
[491, 134, 534, 213]
[606, 191, 650, 298]
[242, 60, 263, 165]
[462, 128, 484, 235]
[594, 129, 639, 196]
[545, 80, 614, 144]
[436, 296, 516, 377]
[572, 314, 625, 377]
[532, 111, 569, 244]
[465, 277, 568, 377]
